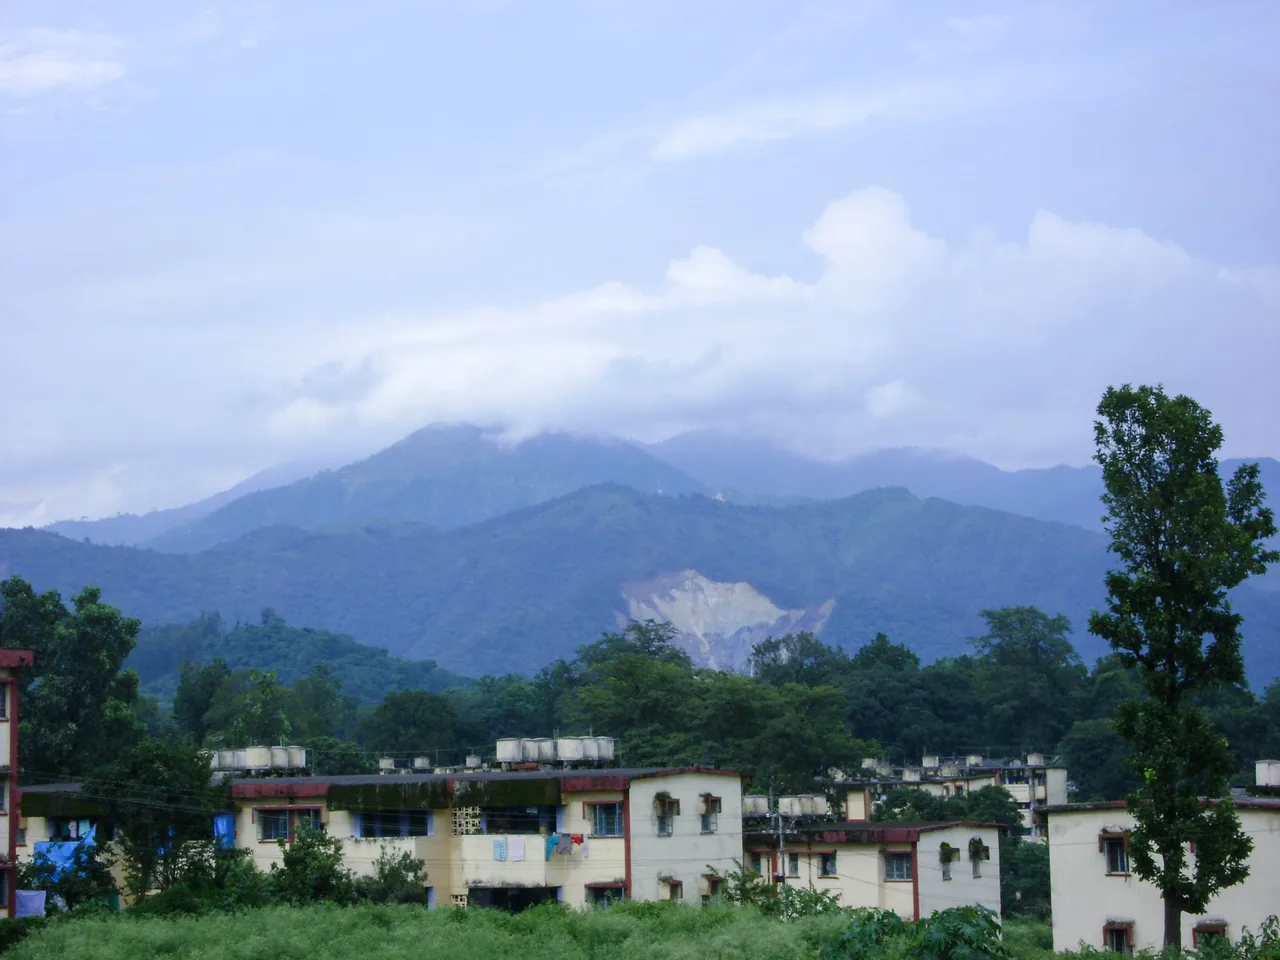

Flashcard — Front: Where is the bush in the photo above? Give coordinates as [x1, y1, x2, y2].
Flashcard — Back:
[128, 848, 277, 918]
[269, 827, 355, 905]
[823, 906, 1007, 960]
[354, 845, 428, 905]
[0, 918, 48, 954]
[708, 859, 842, 920]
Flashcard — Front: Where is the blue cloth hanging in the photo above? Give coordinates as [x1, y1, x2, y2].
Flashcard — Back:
[214, 813, 237, 850]
[493, 838, 508, 861]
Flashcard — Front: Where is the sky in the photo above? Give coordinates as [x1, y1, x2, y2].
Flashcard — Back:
[2, 0, 1278, 526]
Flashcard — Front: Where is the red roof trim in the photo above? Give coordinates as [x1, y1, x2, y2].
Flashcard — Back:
[562, 775, 629, 793]
[232, 782, 328, 799]
[0, 651, 33, 668]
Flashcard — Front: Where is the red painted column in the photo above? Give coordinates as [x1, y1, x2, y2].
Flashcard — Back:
[622, 790, 632, 900]
[8, 676, 19, 917]
[910, 842, 920, 921]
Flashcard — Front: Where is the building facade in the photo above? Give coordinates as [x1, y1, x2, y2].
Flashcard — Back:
[0, 650, 34, 918]
[20, 766, 743, 910]
[742, 816, 1003, 919]
[838, 754, 1067, 838]
[1044, 788, 1280, 952]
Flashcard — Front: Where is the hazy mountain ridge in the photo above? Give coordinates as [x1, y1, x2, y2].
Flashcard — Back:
[645, 430, 1280, 533]
[42, 459, 335, 546]
[5, 483, 1278, 685]
[139, 426, 707, 553]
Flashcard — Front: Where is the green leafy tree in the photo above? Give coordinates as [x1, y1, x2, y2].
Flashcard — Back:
[17, 841, 118, 911]
[0, 578, 144, 778]
[1089, 383, 1279, 948]
[750, 632, 851, 688]
[271, 827, 354, 904]
[306, 736, 375, 775]
[970, 606, 1087, 750]
[83, 736, 230, 900]
[1058, 717, 1139, 801]
[359, 690, 462, 756]
[291, 664, 352, 740]
[173, 659, 231, 744]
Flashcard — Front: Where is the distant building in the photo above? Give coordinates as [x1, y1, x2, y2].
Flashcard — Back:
[0, 649, 34, 918]
[20, 750, 743, 909]
[741, 793, 1003, 919]
[1043, 761, 1280, 953]
[835, 754, 1068, 839]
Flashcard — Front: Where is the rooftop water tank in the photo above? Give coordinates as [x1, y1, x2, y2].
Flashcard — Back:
[556, 737, 585, 762]
[496, 739, 522, 763]
[287, 746, 306, 769]
[270, 746, 289, 768]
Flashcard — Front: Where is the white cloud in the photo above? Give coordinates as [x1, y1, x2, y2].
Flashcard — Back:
[250, 186, 1277, 467]
[0, 29, 125, 96]
[651, 66, 1060, 161]
[3, 185, 1277, 526]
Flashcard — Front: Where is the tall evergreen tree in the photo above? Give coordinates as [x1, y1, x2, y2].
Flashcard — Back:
[1089, 384, 1277, 948]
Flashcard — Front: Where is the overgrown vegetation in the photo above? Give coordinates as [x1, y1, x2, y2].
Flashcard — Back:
[3, 904, 1277, 960]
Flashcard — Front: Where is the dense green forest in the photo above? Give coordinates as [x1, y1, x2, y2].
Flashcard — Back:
[130, 612, 463, 703]
[6, 575, 1277, 802]
[8, 484, 1280, 683]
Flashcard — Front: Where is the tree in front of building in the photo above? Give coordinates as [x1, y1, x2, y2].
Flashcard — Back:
[1089, 384, 1278, 949]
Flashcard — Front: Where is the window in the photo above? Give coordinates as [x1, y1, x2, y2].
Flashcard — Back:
[787, 853, 800, 877]
[884, 852, 911, 881]
[656, 797, 679, 837]
[359, 810, 433, 838]
[17, 826, 26, 846]
[819, 852, 838, 878]
[701, 876, 721, 905]
[972, 853, 983, 878]
[1104, 838, 1129, 875]
[587, 884, 625, 907]
[295, 809, 322, 834]
[484, 806, 557, 835]
[1193, 925, 1226, 947]
[0, 781, 7, 813]
[749, 853, 763, 876]
[701, 796, 722, 834]
[259, 810, 290, 841]
[591, 803, 623, 838]
[1104, 924, 1133, 954]
[0, 686, 6, 719]
[667, 880, 683, 901]
[942, 858, 952, 881]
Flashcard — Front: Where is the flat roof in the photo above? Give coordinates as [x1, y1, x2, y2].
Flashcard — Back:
[1044, 798, 1280, 815]
[21, 765, 740, 795]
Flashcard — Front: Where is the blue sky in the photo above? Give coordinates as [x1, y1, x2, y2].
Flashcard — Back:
[1, 0, 1278, 524]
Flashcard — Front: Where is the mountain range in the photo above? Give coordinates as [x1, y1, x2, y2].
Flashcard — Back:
[40, 425, 1279, 552]
[4, 483, 1278, 686]
[5, 423, 1277, 687]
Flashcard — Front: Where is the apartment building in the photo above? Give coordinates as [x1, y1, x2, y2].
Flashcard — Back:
[0, 650, 34, 918]
[741, 794, 1003, 918]
[837, 754, 1067, 838]
[20, 763, 743, 909]
[1043, 762, 1280, 953]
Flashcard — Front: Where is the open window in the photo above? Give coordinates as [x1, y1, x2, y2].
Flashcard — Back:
[820, 852, 838, 878]
[1103, 922, 1134, 954]
[700, 794, 722, 834]
[787, 852, 800, 877]
[654, 793, 680, 837]
[969, 837, 990, 878]
[1192, 923, 1227, 947]
[1099, 831, 1130, 875]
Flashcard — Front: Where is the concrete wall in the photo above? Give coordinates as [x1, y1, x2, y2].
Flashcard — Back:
[627, 772, 742, 904]
[916, 826, 1002, 918]
[1049, 806, 1280, 952]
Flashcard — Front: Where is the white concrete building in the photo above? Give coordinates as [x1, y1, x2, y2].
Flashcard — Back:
[1044, 779, 1280, 952]
[838, 754, 1067, 839]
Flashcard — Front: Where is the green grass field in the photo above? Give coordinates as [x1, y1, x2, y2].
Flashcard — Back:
[9, 902, 861, 960]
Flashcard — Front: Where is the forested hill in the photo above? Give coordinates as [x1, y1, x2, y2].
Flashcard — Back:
[4, 483, 1279, 684]
[129, 613, 465, 703]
